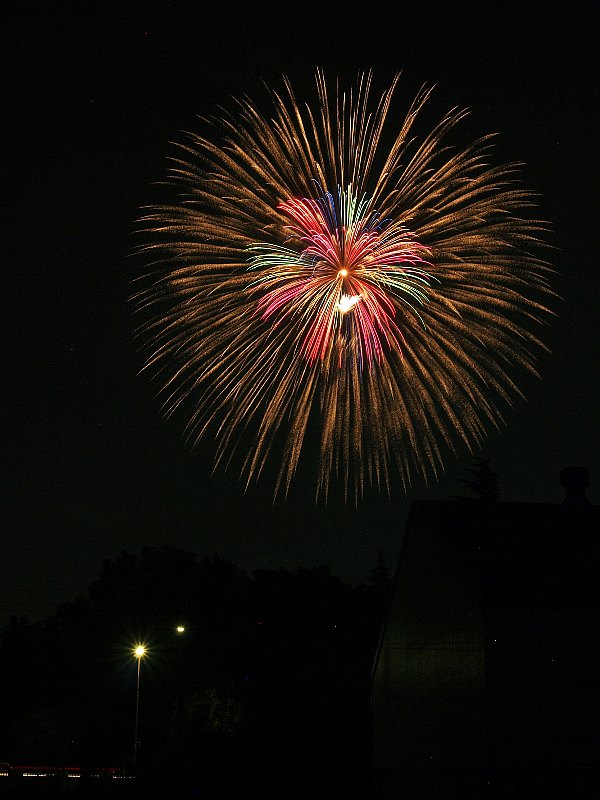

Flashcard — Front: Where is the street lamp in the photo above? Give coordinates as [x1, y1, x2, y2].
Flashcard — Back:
[174, 626, 186, 757]
[133, 644, 147, 767]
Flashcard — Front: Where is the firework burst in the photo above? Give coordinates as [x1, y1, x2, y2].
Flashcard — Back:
[135, 71, 553, 500]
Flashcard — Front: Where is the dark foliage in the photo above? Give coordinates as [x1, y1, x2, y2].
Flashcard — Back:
[455, 458, 500, 502]
[0, 547, 384, 790]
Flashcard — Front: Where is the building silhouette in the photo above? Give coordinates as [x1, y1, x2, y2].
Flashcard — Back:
[372, 468, 600, 798]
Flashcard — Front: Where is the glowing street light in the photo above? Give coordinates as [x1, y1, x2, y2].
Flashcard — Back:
[175, 625, 186, 756]
[133, 644, 147, 767]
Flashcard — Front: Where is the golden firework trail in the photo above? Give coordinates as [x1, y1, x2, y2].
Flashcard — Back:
[135, 71, 553, 500]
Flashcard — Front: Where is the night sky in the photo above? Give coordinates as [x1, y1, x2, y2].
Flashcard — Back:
[3, 1, 598, 625]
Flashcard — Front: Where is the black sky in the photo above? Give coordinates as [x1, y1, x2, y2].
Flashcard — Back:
[2, 1, 599, 624]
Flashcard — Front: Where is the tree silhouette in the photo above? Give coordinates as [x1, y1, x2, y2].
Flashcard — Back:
[455, 458, 499, 502]
[0, 546, 385, 796]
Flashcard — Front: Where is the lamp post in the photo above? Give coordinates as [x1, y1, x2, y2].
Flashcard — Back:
[175, 626, 185, 758]
[133, 644, 147, 768]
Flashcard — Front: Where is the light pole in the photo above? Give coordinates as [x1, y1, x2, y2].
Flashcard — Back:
[133, 644, 147, 768]
[175, 626, 185, 758]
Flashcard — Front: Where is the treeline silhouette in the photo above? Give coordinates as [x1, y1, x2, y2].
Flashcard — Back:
[0, 546, 390, 794]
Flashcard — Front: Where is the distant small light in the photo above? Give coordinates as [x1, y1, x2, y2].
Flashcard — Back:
[134, 645, 147, 658]
[176, 625, 185, 634]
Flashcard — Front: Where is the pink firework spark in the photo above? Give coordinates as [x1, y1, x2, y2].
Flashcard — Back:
[250, 188, 432, 369]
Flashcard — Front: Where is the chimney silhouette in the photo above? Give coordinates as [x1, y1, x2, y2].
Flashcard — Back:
[560, 466, 591, 506]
